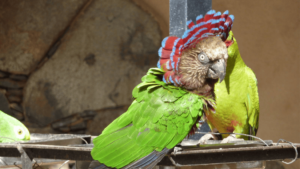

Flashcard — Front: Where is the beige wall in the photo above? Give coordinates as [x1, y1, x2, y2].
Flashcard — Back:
[138, 0, 300, 168]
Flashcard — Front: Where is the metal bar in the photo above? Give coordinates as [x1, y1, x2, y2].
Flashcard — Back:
[17, 145, 33, 169]
[0, 157, 73, 168]
[158, 144, 300, 166]
[0, 143, 299, 165]
[0, 144, 92, 161]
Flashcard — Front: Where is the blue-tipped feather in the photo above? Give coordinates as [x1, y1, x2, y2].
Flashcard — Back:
[157, 60, 161, 68]
[214, 11, 221, 17]
[182, 29, 191, 39]
[158, 47, 162, 57]
[211, 28, 219, 31]
[176, 58, 180, 71]
[178, 45, 183, 54]
[169, 76, 174, 84]
[207, 10, 216, 15]
[166, 60, 171, 70]
[211, 19, 221, 24]
[161, 37, 168, 48]
[184, 27, 207, 47]
[170, 38, 180, 57]
[171, 61, 175, 69]
[223, 10, 229, 15]
[186, 20, 193, 26]
[229, 15, 235, 22]
[175, 78, 181, 85]
[196, 14, 203, 21]
[162, 76, 167, 83]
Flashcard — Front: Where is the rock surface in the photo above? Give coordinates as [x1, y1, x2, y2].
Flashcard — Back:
[86, 106, 129, 135]
[0, 78, 25, 89]
[0, 0, 86, 74]
[0, 71, 8, 78]
[24, 0, 162, 127]
[0, 89, 14, 116]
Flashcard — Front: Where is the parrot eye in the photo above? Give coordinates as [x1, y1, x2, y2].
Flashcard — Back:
[197, 52, 209, 64]
[18, 129, 23, 135]
[14, 126, 26, 139]
[199, 54, 205, 61]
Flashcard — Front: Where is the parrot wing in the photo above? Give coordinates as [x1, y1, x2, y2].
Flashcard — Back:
[91, 68, 205, 169]
[245, 67, 260, 136]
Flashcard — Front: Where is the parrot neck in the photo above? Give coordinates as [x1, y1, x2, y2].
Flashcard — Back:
[226, 50, 245, 76]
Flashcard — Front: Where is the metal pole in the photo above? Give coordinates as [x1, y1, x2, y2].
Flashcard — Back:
[169, 0, 212, 142]
[169, 0, 212, 37]
[166, 1, 212, 168]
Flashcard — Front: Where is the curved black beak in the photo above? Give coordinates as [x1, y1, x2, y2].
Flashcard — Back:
[207, 59, 226, 83]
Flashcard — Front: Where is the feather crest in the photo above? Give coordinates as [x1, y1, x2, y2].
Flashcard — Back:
[157, 10, 234, 86]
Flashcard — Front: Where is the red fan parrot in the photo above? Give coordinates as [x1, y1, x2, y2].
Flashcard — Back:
[90, 10, 234, 169]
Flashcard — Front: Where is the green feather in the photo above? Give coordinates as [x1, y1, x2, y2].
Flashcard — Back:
[91, 68, 208, 168]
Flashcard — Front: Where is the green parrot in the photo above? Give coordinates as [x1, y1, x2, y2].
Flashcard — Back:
[90, 10, 234, 169]
[0, 110, 30, 142]
[199, 31, 260, 143]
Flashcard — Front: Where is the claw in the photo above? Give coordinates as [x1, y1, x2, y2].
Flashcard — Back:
[198, 133, 217, 145]
[173, 147, 182, 155]
[221, 134, 244, 143]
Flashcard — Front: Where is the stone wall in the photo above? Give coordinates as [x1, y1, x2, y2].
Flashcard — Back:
[0, 0, 162, 135]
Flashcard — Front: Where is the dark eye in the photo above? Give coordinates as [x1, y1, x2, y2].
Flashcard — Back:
[197, 52, 209, 64]
[18, 129, 23, 135]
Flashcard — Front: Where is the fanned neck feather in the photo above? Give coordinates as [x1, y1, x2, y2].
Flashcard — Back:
[157, 10, 234, 87]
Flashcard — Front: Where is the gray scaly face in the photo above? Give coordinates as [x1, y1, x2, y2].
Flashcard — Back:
[179, 36, 228, 95]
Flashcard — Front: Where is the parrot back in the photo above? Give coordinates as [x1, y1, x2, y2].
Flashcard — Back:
[91, 68, 206, 168]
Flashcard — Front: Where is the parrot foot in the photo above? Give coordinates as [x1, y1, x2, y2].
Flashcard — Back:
[221, 134, 244, 143]
[173, 147, 182, 155]
[198, 133, 217, 145]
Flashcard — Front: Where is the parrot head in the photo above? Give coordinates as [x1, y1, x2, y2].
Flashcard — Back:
[179, 36, 228, 94]
[157, 10, 234, 96]
[0, 110, 30, 142]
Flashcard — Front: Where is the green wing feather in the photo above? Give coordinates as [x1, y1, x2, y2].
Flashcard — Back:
[245, 67, 260, 135]
[91, 68, 204, 168]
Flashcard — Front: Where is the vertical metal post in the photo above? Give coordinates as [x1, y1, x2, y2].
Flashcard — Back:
[169, 0, 212, 143]
[169, 0, 212, 37]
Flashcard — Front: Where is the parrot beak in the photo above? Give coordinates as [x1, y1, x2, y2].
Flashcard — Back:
[25, 134, 31, 140]
[207, 59, 226, 83]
